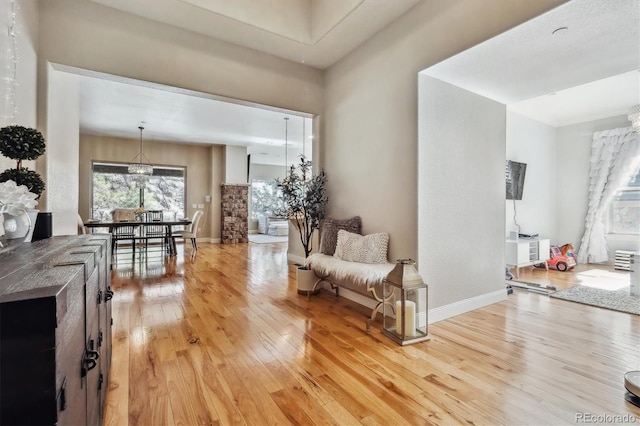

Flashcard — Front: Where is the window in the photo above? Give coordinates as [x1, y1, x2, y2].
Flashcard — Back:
[250, 179, 283, 220]
[609, 166, 640, 235]
[91, 162, 185, 220]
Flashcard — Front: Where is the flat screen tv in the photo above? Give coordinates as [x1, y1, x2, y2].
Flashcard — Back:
[506, 160, 526, 200]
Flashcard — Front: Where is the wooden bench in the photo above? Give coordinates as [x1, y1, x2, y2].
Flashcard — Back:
[306, 253, 395, 329]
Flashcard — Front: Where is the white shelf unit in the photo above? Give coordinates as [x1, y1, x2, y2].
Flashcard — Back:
[628, 252, 639, 297]
[505, 238, 550, 278]
[614, 250, 635, 271]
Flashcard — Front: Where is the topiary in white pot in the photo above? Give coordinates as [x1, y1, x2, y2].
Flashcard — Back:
[0, 125, 46, 199]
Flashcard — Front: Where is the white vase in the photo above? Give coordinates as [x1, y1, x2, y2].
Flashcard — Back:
[296, 266, 320, 295]
[2, 211, 30, 240]
[0, 211, 30, 253]
[23, 209, 39, 242]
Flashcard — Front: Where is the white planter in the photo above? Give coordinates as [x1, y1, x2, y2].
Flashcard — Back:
[296, 266, 320, 295]
[0, 210, 31, 253]
[2, 211, 30, 240]
[24, 209, 39, 242]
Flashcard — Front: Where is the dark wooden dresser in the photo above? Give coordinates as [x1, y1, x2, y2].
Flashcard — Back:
[0, 235, 112, 425]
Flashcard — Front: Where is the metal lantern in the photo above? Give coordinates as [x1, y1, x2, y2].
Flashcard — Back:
[382, 259, 430, 345]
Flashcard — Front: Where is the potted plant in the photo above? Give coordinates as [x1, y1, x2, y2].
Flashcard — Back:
[0, 125, 46, 242]
[277, 156, 328, 294]
[0, 126, 46, 197]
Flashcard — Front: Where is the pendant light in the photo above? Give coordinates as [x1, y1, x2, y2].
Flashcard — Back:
[128, 126, 153, 175]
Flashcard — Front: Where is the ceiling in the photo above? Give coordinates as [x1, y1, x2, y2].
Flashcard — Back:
[78, 0, 640, 166]
[423, 0, 639, 126]
[78, 71, 313, 167]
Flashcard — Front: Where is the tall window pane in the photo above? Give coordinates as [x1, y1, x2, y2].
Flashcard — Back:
[610, 167, 640, 235]
[251, 179, 283, 220]
[92, 162, 185, 220]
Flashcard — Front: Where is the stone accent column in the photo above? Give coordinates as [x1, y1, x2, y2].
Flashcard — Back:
[220, 183, 249, 244]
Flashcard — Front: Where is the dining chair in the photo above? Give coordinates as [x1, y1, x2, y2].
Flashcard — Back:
[172, 210, 203, 251]
[110, 208, 135, 221]
[77, 213, 86, 235]
[109, 208, 138, 258]
[143, 210, 168, 255]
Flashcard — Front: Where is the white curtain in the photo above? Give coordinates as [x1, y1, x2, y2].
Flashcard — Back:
[578, 127, 640, 263]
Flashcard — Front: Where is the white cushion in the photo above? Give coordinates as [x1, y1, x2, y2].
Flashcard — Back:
[268, 222, 288, 236]
[334, 230, 389, 264]
[306, 253, 395, 287]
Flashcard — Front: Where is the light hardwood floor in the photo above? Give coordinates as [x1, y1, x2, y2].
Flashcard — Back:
[105, 242, 640, 425]
[514, 263, 627, 291]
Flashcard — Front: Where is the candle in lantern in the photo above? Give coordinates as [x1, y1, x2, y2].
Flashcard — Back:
[395, 300, 416, 337]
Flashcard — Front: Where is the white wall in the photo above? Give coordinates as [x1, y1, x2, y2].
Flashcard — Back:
[505, 112, 557, 240]
[419, 76, 506, 313]
[323, 0, 565, 317]
[250, 163, 286, 181]
[0, 0, 39, 172]
[44, 67, 80, 236]
[223, 145, 248, 184]
[555, 114, 637, 258]
[37, 0, 323, 116]
[323, 0, 565, 262]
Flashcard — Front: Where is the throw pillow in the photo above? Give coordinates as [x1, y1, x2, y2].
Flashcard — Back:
[319, 216, 362, 256]
[334, 230, 389, 264]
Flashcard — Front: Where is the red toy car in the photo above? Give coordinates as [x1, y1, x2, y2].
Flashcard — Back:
[541, 245, 577, 272]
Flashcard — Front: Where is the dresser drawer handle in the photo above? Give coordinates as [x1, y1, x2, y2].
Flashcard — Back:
[86, 349, 100, 360]
[82, 357, 97, 376]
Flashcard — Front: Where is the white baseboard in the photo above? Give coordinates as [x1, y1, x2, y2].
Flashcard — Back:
[248, 230, 258, 235]
[428, 289, 507, 324]
[335, 287, 379, 310]
[288, 253, 306, 265]
[324, 285, 506, 327]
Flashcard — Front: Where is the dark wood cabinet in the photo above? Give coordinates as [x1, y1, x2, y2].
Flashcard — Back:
[0, 235, 112, 425]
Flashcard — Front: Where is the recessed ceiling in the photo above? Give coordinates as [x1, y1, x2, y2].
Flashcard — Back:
[88, 0, 423, 69]
[423, 0, 640, 125]
[179, 0, 363, 44]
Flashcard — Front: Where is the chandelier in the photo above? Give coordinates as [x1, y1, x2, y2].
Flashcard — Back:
[128, 126, 153, 175]
[629, 105, 640, 133]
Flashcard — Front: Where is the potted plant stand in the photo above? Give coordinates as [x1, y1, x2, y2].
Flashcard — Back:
[296, 265, 320, 296]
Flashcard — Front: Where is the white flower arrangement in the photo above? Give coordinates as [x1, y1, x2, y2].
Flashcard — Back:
[0, 180, 38, 239]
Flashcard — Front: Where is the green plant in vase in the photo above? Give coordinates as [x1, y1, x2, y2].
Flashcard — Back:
[277, 156, 328, 294]
[277, 156, 328, 260]
[0, 125, 46, 199]
[0, 126, 46, 246]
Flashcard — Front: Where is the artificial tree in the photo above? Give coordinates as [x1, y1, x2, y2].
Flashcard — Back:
[277, 156, 328, 259]
[0, 125, 46, 199]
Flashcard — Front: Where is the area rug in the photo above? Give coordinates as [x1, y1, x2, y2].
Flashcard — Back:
[574, 268, 631, 290]
[551, 285, 640, 315]
[248, 234, 288, 244]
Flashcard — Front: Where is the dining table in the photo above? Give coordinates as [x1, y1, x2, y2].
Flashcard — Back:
[83, 218, 192, 257]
